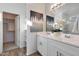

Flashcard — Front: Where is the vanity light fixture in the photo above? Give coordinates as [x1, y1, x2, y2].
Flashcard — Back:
[50, 3, 65, 13]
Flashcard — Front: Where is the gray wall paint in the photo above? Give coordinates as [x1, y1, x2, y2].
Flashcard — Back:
[26, 3, 46, 55]
[26, 3, 54, 55]
[0, 12, 3, 53]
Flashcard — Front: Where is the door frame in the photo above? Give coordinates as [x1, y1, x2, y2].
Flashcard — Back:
[2, 11, 20, 51]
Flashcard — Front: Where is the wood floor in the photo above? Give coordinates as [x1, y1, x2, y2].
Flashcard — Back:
[0, 47, 26, 56]
[0, 42, 41, 56]
[3, 42, 17, 51]
[29, 52, 41, 56]
[0, 48, 41, 56]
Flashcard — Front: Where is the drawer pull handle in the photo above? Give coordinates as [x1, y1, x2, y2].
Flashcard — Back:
[57, 51, 58, 56]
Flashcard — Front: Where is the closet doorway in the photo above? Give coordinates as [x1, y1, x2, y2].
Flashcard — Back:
[3, 12, 19, 51]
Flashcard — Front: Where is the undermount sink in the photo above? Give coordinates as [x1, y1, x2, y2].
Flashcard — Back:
[65, 34, 71, 38]
[45, 32, 53, 37]
[46, 32, 51, 35]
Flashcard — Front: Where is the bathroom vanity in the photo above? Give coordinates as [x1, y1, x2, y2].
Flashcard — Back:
[37, 32, 79, 56]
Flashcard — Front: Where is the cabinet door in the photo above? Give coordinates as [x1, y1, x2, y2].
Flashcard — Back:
[47, 39, 72, 56]
[37, 36, 47, 56]
[57, 50, 72, 56]
[59, 52, 69, 56]
[48, 43, 57, 56]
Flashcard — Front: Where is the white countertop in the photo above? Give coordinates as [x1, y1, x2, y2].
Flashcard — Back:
[37, 32, 79, 48]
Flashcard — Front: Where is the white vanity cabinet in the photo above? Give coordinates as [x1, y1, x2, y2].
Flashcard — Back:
[37, 34, 79, 56]
[37, 35, 47, 56]
[47, 39, 70, 56]
[47, 39, 72, 56]
[37, 35, 69, 56]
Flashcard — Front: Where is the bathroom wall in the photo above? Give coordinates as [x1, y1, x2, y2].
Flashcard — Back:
[0, 12, 3, 53]
[26, 3, 54, 55]
[26, 3, 79, 55]
[0, 3, 26, 53]
[26, 3, 46, 55]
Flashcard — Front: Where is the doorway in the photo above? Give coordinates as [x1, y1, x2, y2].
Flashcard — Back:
[3, 12, 18, 51]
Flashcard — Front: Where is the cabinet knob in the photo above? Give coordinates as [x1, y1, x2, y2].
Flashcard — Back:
[40, 42, 42, 45]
